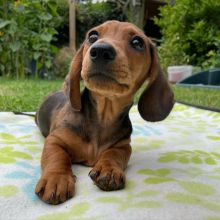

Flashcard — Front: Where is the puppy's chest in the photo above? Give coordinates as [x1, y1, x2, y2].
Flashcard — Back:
[63, 111, 132, 165]
[63, 115, 120, 145]
[82, 108, 132, 145]
[84, 121, 130, 165]
[83, 120, 120, 147]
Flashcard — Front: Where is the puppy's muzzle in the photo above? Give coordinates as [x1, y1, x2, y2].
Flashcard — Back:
[90, 43, 116, 64]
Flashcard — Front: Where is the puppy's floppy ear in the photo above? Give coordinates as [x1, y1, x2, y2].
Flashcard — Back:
[138, 43, 175, 122]
[64, 45, 84, 111]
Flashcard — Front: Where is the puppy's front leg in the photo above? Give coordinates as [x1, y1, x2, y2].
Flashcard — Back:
[35, 135, 75, 205]
[89, 141, 132, 191]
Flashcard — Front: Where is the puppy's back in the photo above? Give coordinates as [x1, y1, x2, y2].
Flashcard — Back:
[36, 91, 67, 137]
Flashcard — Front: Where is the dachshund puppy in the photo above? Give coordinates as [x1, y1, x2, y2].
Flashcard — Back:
[35, 20, 174, 205]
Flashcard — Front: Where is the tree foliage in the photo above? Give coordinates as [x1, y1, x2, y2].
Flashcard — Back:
[154, 0, 220, 71]
[0, 0, 60, 78]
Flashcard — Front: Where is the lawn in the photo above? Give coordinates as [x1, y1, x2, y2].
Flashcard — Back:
[0, 78, 220, 112]
[0, 78, 63, 112]
[172, 86, 220, 111]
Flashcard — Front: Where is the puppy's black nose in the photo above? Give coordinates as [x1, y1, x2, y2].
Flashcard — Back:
[90, 43, 116, 63]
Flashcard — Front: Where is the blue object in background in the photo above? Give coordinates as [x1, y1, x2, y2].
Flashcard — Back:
[177, 68, 220, 89]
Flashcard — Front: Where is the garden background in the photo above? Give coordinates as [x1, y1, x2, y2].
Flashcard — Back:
[0, 0, 220, 111]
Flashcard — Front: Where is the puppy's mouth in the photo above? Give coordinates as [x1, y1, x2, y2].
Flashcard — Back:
[83, 70, 129, 95]
[88, 72, 118, 83]
[87, 71, 129, 89]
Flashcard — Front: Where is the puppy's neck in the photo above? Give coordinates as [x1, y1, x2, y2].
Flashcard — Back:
[88, 90, 133, 126]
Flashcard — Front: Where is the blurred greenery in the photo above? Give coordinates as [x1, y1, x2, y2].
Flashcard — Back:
[1, 0, 220, 80]
[0, 0, 60, 78]
[154, 0, 220, 72]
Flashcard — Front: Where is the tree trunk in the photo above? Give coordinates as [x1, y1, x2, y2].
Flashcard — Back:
[120, 0, 147, 29]
[69, 0, 76, 51]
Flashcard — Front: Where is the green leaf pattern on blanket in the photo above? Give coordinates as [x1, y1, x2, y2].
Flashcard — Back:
[38, 202, 90, 220]
[138, 168, 174, 184]
[166, 192, 220, 212]
[0, 146, 32, 163]
[0, 133, 38, 145]
[0, 185, 18, 197]
[158, 150, 220, 165]
[179, 181, 216, 195]
[96, 181, 161, 211]
[138, 168, 171, 176]
[0, 131, 42, 162]
[137, 167, 220, 213]
[166, 192, 201, 204]
[207, 216, 220, 220]
[207, 136, 220, 141]
[132, 139, 165, 152]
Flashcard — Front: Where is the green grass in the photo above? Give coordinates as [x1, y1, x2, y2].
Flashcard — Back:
[172, 86, 220, 110]
[0, 77, 220, 111]
[0, 78, 63, 111]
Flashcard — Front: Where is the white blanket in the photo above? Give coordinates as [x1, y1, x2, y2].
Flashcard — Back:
[0, 104, 220, 220]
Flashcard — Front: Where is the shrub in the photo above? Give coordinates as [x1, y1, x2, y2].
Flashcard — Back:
[54, 0, 69, 47]
[0, 0, 60, 78]
[154, 0, 220, 71]
[54, 46, 74, 78]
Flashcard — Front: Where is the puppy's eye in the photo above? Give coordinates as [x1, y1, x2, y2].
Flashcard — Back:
[88, 31, 99, 44]
[131, 36, 145, 51]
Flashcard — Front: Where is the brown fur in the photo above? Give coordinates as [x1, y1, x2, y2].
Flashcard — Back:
[35, 21, 174, 205]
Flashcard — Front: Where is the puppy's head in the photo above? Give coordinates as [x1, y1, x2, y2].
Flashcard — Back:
[66, 20, 174, 121]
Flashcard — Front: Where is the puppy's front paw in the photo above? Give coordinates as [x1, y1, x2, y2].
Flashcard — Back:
[89, 163, 125, 191]
[35, 172, 76, 205]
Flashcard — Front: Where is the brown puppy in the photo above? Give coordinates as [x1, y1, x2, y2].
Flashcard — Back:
[35, 20, 174, 205]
